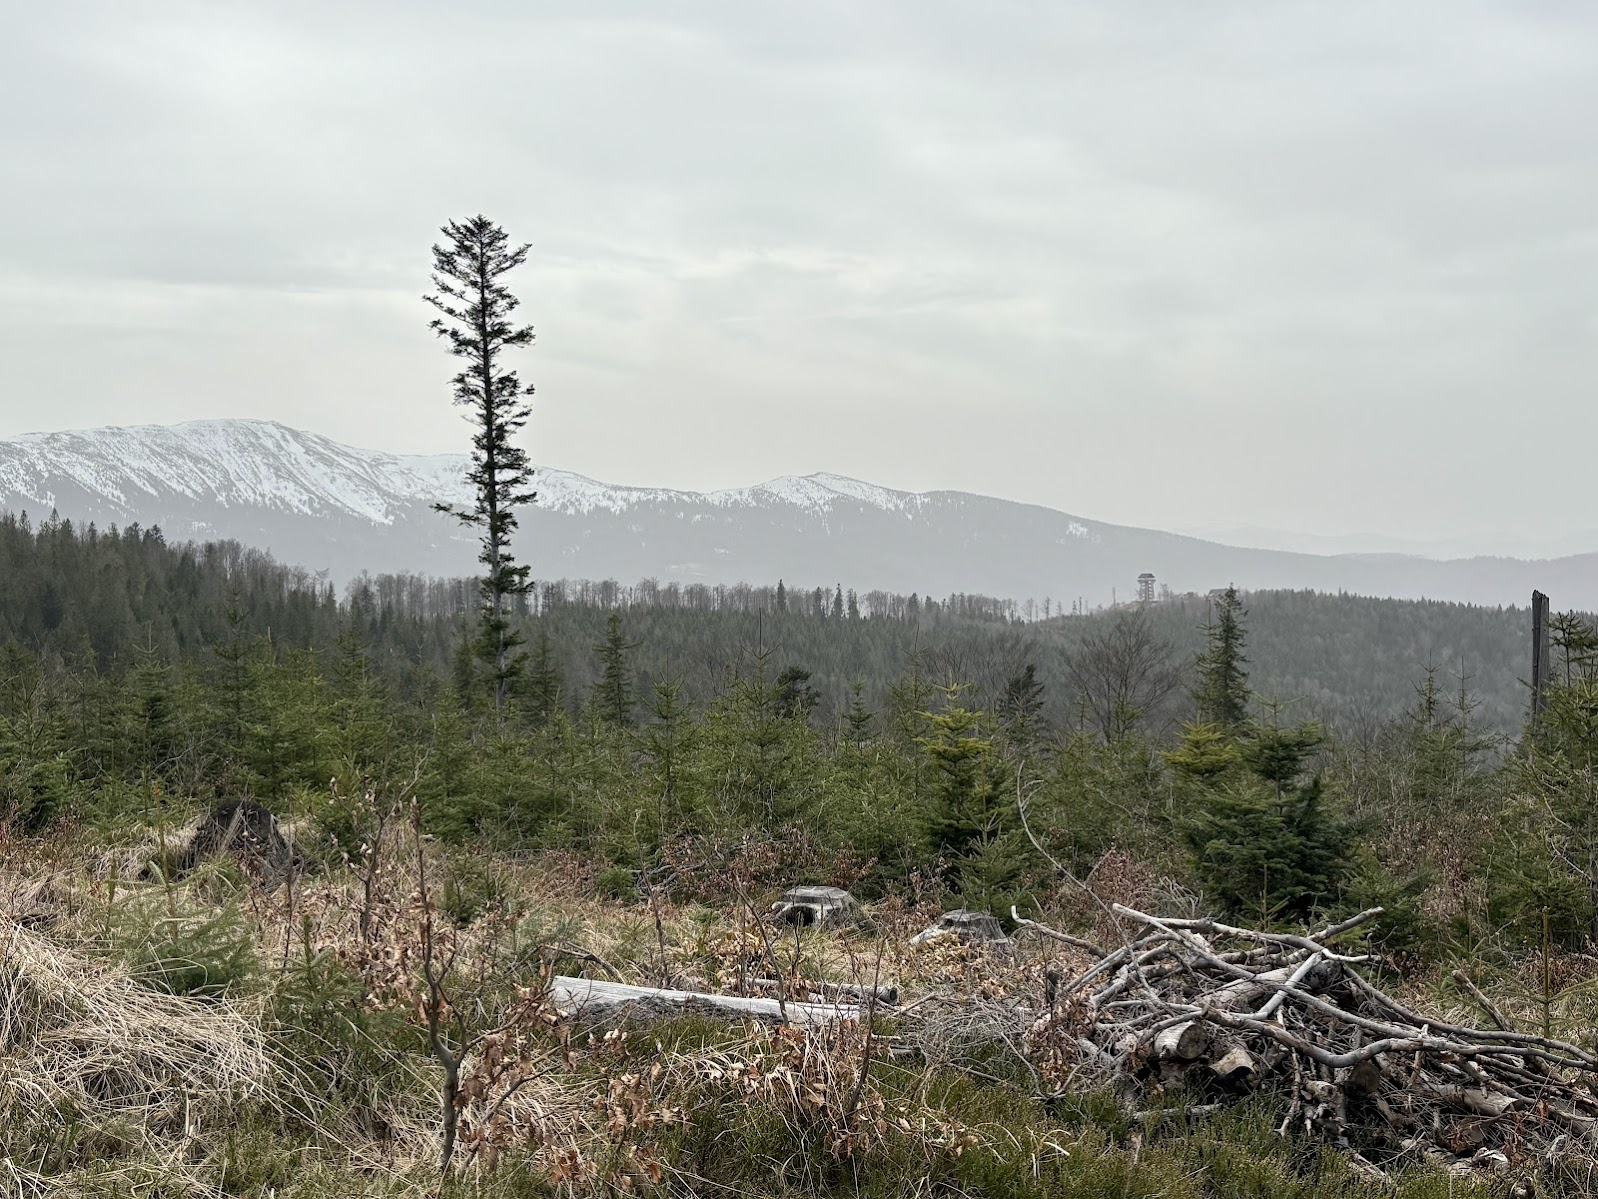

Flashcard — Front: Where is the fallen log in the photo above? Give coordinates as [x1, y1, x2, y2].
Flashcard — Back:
[748, 978, 899, 1006]
[549, 976, 859, 1026]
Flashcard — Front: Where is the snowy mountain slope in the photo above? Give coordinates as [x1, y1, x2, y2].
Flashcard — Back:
[0, 420, 928, 524]
[0, 420, 465, 523]
[0, 418, 1592, 607]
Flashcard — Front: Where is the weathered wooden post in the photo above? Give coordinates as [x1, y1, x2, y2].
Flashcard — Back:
[1532, 590, 1551, 717]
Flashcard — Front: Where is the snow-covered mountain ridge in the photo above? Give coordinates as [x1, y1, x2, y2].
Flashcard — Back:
[0, 419, 930, 524]
[2, 417, 1594, 607]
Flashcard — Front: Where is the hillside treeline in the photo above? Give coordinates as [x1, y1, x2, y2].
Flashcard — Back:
[0, 506, 1584, 943]
[0, 509, 1539, 738]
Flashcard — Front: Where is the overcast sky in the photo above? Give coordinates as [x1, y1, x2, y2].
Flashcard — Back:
[3, 2, 1596, 553]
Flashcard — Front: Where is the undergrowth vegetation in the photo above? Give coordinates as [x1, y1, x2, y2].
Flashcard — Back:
[0, 815, 1547, 1199]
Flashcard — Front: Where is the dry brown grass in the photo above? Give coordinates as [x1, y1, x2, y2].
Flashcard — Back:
[8, 819, 1517, 1196]
[0, 920, 269, 1170]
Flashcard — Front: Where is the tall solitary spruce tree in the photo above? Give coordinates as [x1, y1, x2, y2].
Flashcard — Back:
[426, 215, 537, 714]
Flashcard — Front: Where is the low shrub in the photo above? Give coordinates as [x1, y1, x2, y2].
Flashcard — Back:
[107, 891, 260, 998]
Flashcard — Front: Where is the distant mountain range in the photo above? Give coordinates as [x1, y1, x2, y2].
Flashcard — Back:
[0, 418, 1590, 608]
[1177, 523, 1598, 563]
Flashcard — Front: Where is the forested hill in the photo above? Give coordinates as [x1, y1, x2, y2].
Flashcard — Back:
[0, 510, 1538, 733]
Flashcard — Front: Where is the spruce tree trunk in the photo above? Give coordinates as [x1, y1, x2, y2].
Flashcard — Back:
[475, 249, 509, 715]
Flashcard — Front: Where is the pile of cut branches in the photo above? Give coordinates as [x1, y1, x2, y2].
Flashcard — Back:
[1023, 903, 1598, 1176]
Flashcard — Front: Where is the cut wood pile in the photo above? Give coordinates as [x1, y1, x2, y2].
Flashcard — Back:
[1025, 902, 1598, 1174]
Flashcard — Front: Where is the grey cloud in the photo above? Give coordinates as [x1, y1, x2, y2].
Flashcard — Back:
[2, 2, 1596, 550]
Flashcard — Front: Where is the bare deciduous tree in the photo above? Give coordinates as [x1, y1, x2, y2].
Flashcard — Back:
[1063, 607, 1185, 741]
[926, 629, 1038, 706]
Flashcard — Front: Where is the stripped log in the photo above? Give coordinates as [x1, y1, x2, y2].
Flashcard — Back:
[749, 979, 899, 1006]
[550, 976, 858, 1025]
